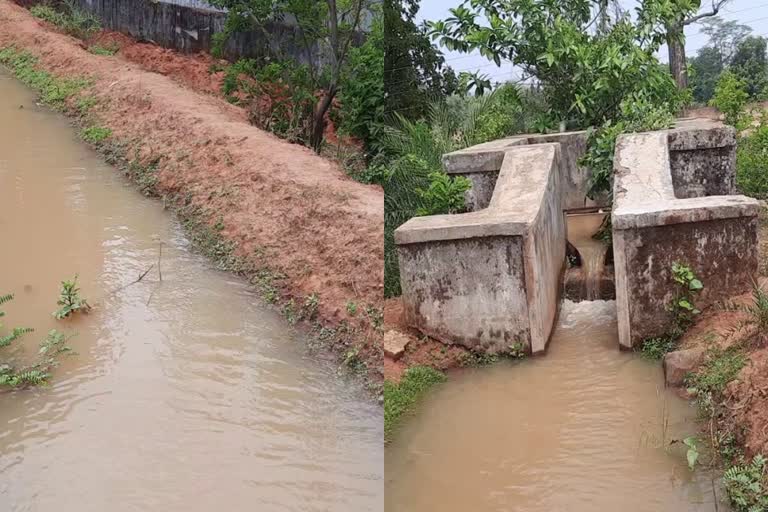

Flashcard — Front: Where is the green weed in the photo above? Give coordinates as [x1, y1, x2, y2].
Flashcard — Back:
[53, 275, 91, 319]
[88, 44, 118, 56]
[81, 125, 112, 144]
[30, 1, 100, 40]
[724, 454, 768, 511]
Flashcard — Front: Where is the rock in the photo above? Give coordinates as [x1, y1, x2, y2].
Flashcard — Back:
[663, 347, 706, 387]
[384, 330, 410, 361]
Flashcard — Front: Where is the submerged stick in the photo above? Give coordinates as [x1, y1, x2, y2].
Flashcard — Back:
[157, 242, 163, 282]
[104, 264, 154, 298]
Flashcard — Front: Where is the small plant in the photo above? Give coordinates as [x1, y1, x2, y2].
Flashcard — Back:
[683, 436, 700, 470]
[281, 299, 296, 325]
[638, 262, 703, 359]
[640, 336, 677, 360]
[81, 125, 112, 144]
[346, 300, 358, 316]
[736, 112, 768, 199]
[53, 275, 91, 319]
[88, 44, 119, 56]
[415, 172, 471, 216]
[724, 454, 768, 512]
[300, 293, 319, 321]
[686, 345, 746, 395]
[365, 304, 383, 332]
[1, 295, 75, 389]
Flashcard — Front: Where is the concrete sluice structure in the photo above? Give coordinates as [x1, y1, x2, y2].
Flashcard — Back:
[394, 120, 759, 355]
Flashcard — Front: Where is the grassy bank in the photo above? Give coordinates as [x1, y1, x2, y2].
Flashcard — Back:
[384, 365, 445, 442]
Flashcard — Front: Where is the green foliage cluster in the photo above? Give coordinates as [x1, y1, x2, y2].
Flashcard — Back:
[724, 454, 768, 512]
[710, 71, 750, 128]
[736, 112, 768, 199]
[337, 16, 384, 154]
[223, 59, 317, 145]
[81, 125, 112, 144]
[0, 47, 91, 110]
[731, 36, 768, 99]
[53, 275, 91, 320]
[0, 295, 75, 389]
[384, 365, 446, 441]
[428, 0, 689, 129]
[687, 345, 746, 395]
[639, 262, 702, 359]
[30, 1, 101, 40]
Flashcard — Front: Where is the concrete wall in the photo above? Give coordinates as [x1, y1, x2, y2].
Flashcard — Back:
[612, 122, 759, 349]
[443, 130, 591, 211]
[72, 0, 365, 64]
[396, 143, 565, 354]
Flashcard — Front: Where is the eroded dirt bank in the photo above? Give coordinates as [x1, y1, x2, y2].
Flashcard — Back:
[0, 0, 383, 385]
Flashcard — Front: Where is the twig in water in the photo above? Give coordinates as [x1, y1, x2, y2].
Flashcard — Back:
[104, 265, 154, 297]
[157, 242, 163, 282]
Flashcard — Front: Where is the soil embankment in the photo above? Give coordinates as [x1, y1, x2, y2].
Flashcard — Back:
[0, 0, 383, 385]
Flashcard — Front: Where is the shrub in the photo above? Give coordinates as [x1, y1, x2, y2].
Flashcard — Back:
[222, 59, 316, 145]
[736, 113, 768, 199]
[337, 16, 384, 154]
[724, 454, 768, 512]
[710, 71, 750, 128]
[30, 1, 100, 40]
[415, 172, 470, 216]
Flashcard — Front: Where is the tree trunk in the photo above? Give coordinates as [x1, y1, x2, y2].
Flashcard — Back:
[668, 24, 688, 90]
[310, 84, 337, 153]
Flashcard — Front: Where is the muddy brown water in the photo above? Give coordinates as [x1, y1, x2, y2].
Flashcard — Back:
[0, 72, 382, 510]
[385, 299, 721, 512]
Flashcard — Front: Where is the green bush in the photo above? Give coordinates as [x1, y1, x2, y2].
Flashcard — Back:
[710, 71, 750, 128]
[737, 113, 768, 198]
[724, 454, 768, 512]
[30, 1, 100, 40]
[222, 59, 316, 145]
[415, 172, 471, 216]
[337, 16, 384, 154]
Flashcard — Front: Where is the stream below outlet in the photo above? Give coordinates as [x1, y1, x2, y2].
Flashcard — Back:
[385, 299, 722, 511]
[0, 70, 383, 511]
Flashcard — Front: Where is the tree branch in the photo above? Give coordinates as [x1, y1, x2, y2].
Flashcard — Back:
[683, 0, 729, 26]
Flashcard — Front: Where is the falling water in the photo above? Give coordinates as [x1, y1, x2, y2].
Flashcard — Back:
[567, 212, 609, 301]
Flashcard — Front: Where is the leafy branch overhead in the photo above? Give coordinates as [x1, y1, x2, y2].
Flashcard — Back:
[427, 0, 694, 127]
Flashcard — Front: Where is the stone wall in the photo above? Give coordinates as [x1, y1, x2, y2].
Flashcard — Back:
[396, 143, 565, 354]
[612, 122, 759, 349]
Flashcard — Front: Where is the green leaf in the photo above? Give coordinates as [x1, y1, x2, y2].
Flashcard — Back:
[689, 279, 703, 290]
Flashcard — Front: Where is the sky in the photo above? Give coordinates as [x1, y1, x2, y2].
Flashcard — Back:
[417, 0, 768, 84]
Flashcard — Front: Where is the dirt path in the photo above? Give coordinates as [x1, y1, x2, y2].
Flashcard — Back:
[0, 0, 383, 383]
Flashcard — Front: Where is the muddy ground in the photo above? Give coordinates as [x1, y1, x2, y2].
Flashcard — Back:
[0, 1, 383, 386]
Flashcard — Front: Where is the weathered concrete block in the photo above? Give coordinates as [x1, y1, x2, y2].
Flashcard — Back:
[613, 123, 759, 349]
[443, 131, 591, 211]
[396, 143, 565, 354]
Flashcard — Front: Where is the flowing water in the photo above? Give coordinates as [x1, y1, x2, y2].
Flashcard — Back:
[385, 300, 719, 512]
[0, 71, 383, 510]
[567, 212, 609, 300]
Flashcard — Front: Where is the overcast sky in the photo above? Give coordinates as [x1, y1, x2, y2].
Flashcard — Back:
[417, 0, 768, 83]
